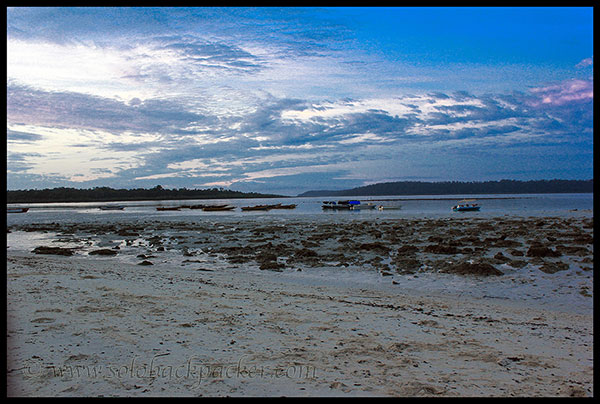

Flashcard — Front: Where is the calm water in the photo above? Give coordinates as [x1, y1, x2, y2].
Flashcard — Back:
[6, 193, 594, 314]
[5, 193, 594, 226]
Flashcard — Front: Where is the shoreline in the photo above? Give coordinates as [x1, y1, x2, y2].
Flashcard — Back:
[6, 215, 594, 396]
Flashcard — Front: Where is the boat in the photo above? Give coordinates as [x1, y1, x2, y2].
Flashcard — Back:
[156, 206, 181, 211]
[350, 202, 376, 210]
[99, 205, 125, 210]
[7, 207, 29, 213]
[241, 203, 296, 211]
[241, 204, 272, 211]
[322, 200, 353, 210]
[202, 205, 235, 211]
[272, 204, 296, 209]
[452, 199, 481, 212]
[189, 204, 207, 209]
[377, 205, 402, 211]
[322, 200, 374, 210]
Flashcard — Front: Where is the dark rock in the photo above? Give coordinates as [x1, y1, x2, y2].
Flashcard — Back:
[259, 260, 284, 271]
[458, 236, 484, 246]
[555, 245, 591, 257]
[572, 234, 593, 245]
[507, 260, 528, 269]
[539, 261, 569, 274]
[138, 260, 153, 266]
[424, 244, 459, 255]
[256, 252, 278, 263]
[493, 252, 510, 263]
[89, 248, 118, 256]
[302, 240, 320, 248]
[493, 239, 522, 248]
[32, 246, 74, 256]
[117, 230, 139, 237]
[526, 245, 562, 258]
[294, 248, 318, 258]
[358, 242, 391, 254]
[228, 255, 253, 264]
[393, 257, 421, 274]
[509, 249, 524, 257]
[443, 260, 503, 276]
[397, 245, 419, 255]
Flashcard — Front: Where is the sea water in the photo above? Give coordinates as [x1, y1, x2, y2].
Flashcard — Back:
[5, 193, 594, 226]
[6, 193, 593, 314]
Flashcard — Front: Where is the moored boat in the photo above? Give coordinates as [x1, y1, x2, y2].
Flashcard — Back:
[452, 199, 480, 212]
[156, 206, 181, 211]
[99, 205, 125, 210]
[272, 204, 296, 209]
[241, 204, 272, 211]
[377, 205, 402, 211]
[350, 202, 376, 210]
[7, 207, 29, 213]
[322, 200, 372, 210]
[241, 203, 295, 211]
[202, 205, 235, 211]
[322, 201, 352, 210]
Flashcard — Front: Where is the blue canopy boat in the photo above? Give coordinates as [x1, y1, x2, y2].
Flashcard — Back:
[452, 199, 481, 212]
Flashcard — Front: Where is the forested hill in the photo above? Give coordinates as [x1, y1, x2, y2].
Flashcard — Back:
[298, 179, 594, 197]
[7, 185, 283, 204]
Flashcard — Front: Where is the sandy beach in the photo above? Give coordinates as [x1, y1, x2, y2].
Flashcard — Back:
[6, 215, 593, 396]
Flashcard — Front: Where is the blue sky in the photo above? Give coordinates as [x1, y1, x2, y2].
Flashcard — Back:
[7, 7, 593, 195]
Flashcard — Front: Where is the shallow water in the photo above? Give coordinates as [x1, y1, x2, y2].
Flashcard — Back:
[6, 193, 593, 315]
[6, 193, 593, 223]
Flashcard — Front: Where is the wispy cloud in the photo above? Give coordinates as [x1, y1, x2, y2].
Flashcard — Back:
[528, 79, 593, 107]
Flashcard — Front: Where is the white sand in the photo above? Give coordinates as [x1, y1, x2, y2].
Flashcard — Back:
[6, 250, 593, 397]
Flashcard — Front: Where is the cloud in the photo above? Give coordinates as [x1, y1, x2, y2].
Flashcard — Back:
[575, 57, 593, 68]
[7, 83, 213, 135]
[528, 79, 593, 107]
[7, 129, 44, 142]
[6, 74, 593, 193]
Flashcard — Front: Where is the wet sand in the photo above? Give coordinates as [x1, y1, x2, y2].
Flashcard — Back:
[6, 216, 594, 396]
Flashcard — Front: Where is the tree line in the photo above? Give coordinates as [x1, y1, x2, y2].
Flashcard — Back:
[298, 179, 594, 197]
[6, 185, 283, 203]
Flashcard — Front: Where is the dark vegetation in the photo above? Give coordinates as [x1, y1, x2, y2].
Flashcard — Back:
[298, 179, 593, 197]
[7, 185, 283, 203]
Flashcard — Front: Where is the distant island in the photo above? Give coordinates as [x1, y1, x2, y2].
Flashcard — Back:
[6, 185, 284, 204]
[298, 179, 594, 197]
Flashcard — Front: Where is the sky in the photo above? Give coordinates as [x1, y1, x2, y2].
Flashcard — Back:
[6, 7, 594, 195]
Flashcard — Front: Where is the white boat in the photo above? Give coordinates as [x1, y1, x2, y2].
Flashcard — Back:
[350, 202, 376, 210]
[377, 205, 402, 211]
